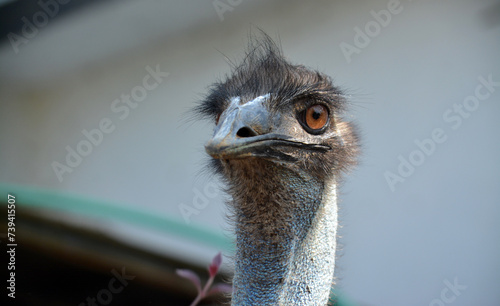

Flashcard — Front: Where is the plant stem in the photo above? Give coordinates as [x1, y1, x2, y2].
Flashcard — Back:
[190, 275, 215, 306]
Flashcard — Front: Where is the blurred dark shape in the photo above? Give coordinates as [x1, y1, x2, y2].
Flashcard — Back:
[0, 204, 230, 306]
[0, 0, 107, 43]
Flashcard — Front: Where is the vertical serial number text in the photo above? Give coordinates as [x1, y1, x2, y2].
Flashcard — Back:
[7, 194, 16, 299]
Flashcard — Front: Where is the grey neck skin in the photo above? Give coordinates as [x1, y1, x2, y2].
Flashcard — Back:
[230, 165, 338, 305]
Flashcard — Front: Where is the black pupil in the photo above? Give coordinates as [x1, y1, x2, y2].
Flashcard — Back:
[312, 109, 321, 120]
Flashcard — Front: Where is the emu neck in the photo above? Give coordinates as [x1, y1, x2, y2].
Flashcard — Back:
[229, 161, 337, 305]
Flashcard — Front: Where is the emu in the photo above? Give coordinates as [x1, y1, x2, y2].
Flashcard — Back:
[195, 34, 359, 305]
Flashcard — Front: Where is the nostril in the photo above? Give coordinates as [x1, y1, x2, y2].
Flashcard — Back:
[236, 127, 258, 138]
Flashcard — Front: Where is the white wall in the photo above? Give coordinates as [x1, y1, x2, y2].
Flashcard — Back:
[1, 0, 499, 305]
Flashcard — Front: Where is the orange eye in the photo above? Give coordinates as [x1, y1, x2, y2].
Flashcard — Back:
[215, 113, 221, 125]
[305, 104, 329, 131]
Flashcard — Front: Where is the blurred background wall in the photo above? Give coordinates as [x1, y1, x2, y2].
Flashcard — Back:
[0, 0, 499, 305]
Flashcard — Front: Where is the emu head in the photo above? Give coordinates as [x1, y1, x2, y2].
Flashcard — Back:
[197, 35, 358, 182]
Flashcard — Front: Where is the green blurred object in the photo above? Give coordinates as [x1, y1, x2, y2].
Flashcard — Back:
[0, 182, 233, 252]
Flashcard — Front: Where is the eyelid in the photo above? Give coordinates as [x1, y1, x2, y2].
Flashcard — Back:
[293, 97, 330, 110]
[292, 100, 331, 120]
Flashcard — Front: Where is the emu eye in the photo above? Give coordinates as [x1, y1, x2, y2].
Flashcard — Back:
[301, 104, 329, 133]
[215, 113, 221, 125]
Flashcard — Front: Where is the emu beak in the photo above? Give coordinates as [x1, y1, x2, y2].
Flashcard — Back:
[205, 96, 274, 160]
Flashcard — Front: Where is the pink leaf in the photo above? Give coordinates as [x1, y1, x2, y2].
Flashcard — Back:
[207, 283, 233, 296]
[208, 252, 222, 278]
[176, 269, 201, 293]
